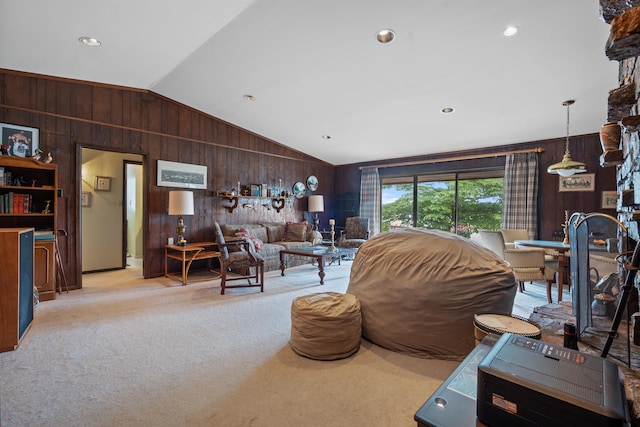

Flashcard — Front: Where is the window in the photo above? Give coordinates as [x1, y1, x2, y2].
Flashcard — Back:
[381, 170, 503, 237]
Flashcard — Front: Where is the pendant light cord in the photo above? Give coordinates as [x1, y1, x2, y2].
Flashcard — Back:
[564, 99, 574, 156]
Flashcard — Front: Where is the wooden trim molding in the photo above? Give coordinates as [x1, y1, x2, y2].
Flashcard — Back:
[359, 147, 544, 170]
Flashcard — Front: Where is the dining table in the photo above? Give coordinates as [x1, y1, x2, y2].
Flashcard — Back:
[514, 239, 570, 303]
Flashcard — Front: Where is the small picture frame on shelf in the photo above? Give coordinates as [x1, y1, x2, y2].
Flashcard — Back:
[81, 192, 92, 207]
[0, 123, 40, 158]
[94, 176, 111, 192]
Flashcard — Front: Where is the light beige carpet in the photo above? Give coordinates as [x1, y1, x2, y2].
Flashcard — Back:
[0, 261, 555, 426]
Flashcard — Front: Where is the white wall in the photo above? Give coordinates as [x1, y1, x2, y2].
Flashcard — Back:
[81, 149, 143, 272]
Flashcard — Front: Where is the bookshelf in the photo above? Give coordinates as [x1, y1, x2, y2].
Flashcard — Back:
[0, 157, 58, 301]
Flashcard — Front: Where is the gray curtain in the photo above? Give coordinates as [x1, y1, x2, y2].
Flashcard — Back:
[502, 152, 538, 238]
[360, 168, 380, 236]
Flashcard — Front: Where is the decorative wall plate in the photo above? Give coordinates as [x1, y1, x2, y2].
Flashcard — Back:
[306, 175, 318, 191]
[293, 181, 306, 198]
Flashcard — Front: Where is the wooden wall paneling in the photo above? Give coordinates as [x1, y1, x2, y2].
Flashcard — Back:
[110, 89, 123, 127]
[129, 91, 141, 130]
[0, 73, 5, 104]
[142, 94, 162, 134]
[54, 81, 72, 118]
[70, 83, 92, 120]
[5, 74, 28, 107]
[36, 78, 48, 112]
[1, 70, 335, 281]
[92, 86, 111, 123]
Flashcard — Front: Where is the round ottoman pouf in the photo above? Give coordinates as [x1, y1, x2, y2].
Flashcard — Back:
[290, 292, 362, 360]
[346, 228, 517, 361]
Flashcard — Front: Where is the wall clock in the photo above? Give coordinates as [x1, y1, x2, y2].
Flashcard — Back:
[292, 181, 306, 199]
[306, 175, 318, 192]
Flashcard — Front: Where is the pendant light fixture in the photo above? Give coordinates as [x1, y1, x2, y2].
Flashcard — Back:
[547, 99, 587, 177]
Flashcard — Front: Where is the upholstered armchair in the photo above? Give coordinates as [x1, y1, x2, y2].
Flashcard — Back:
[213, 221, 264, 295]
[338, 217, 370, 249]
[499, 228, 531, 250]
[478, 230, 557, 303]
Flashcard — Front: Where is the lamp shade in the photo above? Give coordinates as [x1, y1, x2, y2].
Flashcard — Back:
[308, 195, 324, 213]
[168, 191, 194, 215]
[546, 153, 587, 177]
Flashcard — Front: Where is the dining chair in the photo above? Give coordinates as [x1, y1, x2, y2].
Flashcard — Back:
[478, 230, 557, 303]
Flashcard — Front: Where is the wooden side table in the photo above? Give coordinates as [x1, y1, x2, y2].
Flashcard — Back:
[164, 242, 221, 285]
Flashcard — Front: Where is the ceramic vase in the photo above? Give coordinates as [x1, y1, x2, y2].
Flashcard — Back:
[599, 122, 621, 152]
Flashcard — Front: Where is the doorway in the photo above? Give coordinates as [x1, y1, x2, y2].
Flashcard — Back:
[81, 148, 144, 274]
[124, 160, 143, 269]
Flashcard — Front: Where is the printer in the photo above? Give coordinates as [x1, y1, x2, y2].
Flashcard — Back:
[477, 333, 630, 427]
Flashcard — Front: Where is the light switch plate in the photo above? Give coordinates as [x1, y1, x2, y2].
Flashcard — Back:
[168, 237, 174, 245]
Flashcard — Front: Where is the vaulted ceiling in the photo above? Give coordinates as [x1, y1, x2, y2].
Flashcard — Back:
[0, 0, 618, 165]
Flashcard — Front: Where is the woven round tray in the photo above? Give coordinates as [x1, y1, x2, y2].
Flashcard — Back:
[473, 313, 541, 344]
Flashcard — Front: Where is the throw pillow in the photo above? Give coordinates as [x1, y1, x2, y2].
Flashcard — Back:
[286, 224, 307, 242]
[235, 229, 264, 250]
[285, 221, 310, 241]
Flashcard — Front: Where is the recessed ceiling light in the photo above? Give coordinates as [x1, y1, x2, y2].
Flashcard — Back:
[376, 29, 395, 44]
[503, 26, 518, 37]
[441, 107, 455, 114]
[243, 94, 255, 101]
[78, 36, 101, 47]
[322, 135, 332, 140]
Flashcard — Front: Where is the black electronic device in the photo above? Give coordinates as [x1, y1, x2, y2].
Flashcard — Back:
[477, 333, 630, 427]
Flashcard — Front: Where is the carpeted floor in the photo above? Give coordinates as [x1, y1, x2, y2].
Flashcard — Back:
[0, 260, 563, 427]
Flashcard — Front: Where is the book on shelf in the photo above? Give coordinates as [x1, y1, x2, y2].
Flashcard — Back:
[34, 230, 55, 240]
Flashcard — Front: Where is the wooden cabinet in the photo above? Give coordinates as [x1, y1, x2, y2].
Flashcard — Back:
[0, 157, 57, 301]
[0, 227, 34, 352]
[34, 239, 55, 301]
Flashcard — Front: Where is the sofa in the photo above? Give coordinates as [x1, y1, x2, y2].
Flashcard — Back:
[218, 222, 323, 272]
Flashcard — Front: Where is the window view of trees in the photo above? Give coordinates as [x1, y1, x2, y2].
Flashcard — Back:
[381, 172, 503, 238]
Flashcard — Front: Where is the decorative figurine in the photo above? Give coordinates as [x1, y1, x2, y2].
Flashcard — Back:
[43, 152, 53, 163]
[33, 148, 43, 161]
[42, 200, 51, 214]
[562, 210, 570, 245]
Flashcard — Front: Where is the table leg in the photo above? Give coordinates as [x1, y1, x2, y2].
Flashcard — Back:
[557, 254, 566, 302]
[182, 249, 203, 285]
[280, 252, 286, 276]
[165, 247, 168, 278]
[181, 251, 187, 285]
[317, 256, 325, 285]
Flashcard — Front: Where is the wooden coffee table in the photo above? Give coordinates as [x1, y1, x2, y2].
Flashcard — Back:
[279, 247, 357, 285]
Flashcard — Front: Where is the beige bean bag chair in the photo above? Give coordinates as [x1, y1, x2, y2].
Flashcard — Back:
[346, 228, 517, 361]
[290, 292, 362, 360]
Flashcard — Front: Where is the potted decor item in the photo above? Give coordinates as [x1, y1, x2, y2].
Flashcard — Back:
[600, 122, 621, 152]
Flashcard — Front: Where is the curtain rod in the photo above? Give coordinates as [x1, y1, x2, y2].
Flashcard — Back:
[359, 147, 544, 170]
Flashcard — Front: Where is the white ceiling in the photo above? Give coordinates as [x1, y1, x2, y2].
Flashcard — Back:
[0, 0, 619, 166]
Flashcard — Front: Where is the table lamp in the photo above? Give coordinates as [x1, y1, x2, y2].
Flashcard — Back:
[308, 195, 324, 231]
[168, 190, 194, 246]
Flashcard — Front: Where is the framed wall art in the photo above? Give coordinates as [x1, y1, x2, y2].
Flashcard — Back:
[0, 123, 39, 158]
[601, 191, 618, 209]
[558, 173, 595, 192]
[94, 176, 112, 192]
[157, 160, 207, 189]
[81, 192, 92, 207]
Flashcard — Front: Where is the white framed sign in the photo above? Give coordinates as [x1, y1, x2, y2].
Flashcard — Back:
[157, 160, 207, 189]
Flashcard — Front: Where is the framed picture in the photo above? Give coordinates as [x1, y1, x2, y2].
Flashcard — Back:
[601, 191, 618, 209]
[81, 192, 92, 207]
[0, 123, 39, 158]
[94, 176, 112, 192]
[558, 173, 595, 192]
[157, 160, 207, 189]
